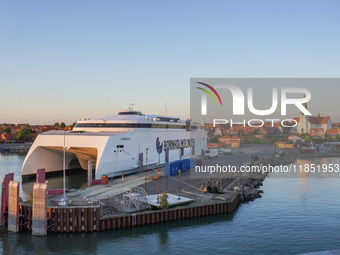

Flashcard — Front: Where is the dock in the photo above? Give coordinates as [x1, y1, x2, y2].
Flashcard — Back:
[1, 147, 277, 235]
[1, 159, 241, 234]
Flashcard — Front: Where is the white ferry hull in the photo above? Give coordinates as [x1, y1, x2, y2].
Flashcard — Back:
[22, 129, 207, 179]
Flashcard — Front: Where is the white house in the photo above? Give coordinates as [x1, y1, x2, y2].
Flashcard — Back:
[293, 114, 332, 135]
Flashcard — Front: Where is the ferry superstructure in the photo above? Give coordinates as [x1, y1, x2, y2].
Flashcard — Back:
[22, 110, 207, 179]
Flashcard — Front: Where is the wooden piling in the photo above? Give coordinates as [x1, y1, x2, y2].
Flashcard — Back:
[66, 208, 70, 233]
[96, 208, 100, 231]
[112, 218, 116, 230]
[83, 208, 87, 232]
[72, 208, 75, 232]
[60, 209, 64, 233]
[77, 208, 82, 232]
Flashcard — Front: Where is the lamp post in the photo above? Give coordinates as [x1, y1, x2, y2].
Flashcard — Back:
[145, 148, 148, 193]
[178, 148, 181, 200]
[63, 130, 66, 205]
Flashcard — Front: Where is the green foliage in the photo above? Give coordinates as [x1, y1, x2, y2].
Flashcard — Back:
[159, 191, 169, 211]
[243, 134, 290, 144]
[282, 121, 293, 134]
[70, 122, 76, 130]
[26, 193, 33, 204]
[304, 135, 311, 143]
[16, 126, 32, 142]
[3, 127, 11, 134]
[53, 122, 60, 130]
[208, 135, 219, 143]
[53, 122, 66, 129]
[243, 136, 262, 144]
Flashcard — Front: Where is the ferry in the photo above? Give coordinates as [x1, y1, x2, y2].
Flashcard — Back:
[22, 109, 208, 179]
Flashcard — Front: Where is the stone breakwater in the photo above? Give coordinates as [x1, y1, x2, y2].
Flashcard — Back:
[259, 150, 340, 167]
[231, 150, 340, 202]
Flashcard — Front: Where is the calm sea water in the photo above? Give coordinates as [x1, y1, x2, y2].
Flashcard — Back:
[0, 152, 87, 201]
[0, 152, 339, 255]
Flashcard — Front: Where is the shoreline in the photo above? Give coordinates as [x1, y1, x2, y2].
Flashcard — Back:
[258, 150, 340, 167]
[0, 143, 31, 152]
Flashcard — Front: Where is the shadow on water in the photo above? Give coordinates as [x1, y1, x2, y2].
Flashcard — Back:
[0, 205, 240, 254]
[21, 168, 88, 197]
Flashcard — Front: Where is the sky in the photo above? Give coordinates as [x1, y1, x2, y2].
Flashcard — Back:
[1, 0, 340, 124]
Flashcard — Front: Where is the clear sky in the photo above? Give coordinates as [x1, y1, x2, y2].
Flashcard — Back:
[1, 0, 340, 124]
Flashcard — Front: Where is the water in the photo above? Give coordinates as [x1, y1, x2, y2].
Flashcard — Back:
[0, 152, 87, 201]
[0, 152, 340, 254]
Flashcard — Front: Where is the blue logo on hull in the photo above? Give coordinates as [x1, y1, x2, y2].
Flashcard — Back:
[156, 137, 163, 154]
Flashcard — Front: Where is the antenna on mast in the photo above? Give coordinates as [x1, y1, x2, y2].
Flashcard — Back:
[164, 104, 168, 116]
[129, 103, 135, 111]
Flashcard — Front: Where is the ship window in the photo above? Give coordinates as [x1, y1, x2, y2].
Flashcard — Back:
[74, 123, 185, 129]
[118, 111, 142, 115]
[117, 145, 124, 148]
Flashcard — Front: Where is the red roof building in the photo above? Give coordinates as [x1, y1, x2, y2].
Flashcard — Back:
[219, 135, 241, 148]
[1, 133, 16, 143]
[294, 114, 332, 134]
[310, 128, 325, 137]
[326, 128, 340, 138]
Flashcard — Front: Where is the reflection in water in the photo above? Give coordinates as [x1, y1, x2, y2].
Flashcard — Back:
[21, 169, 88, 198]
[0, 152, 88, 201]
[158, 228, 169, 248]
[0, 210, 238, 254]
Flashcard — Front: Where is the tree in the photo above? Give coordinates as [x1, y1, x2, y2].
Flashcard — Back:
[3, 127, 11, 134]
[54, 122, 60, 130]
[304, 135, 311, 143]
[60, 122, 66, 129]
[159, 191, 169, 211]
[336, 135, 340, 142]
[282, 121, 293, 134]
[70, 122, 76, 130]
[208, 135, 219, 143]
[16, 126, 32, 142]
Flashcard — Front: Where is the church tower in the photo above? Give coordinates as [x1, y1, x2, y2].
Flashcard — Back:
[298, 102, 309, 134]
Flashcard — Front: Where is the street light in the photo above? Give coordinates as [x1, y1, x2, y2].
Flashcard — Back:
[62, 130, 66, 206]
[58, 131, 67, 207]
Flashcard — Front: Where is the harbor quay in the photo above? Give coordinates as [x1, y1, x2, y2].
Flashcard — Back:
[1, 163, 241, 235]
[3, 144, 335, 236]
[1, 147, 271, 235]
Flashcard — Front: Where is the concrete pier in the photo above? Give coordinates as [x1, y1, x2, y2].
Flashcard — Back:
[18, 192, 239, 234]
[8, 181, 19, 233]
[32, 183, 48, 236]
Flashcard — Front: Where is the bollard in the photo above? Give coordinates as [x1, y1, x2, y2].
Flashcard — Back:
[36, 168, 45, 183]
